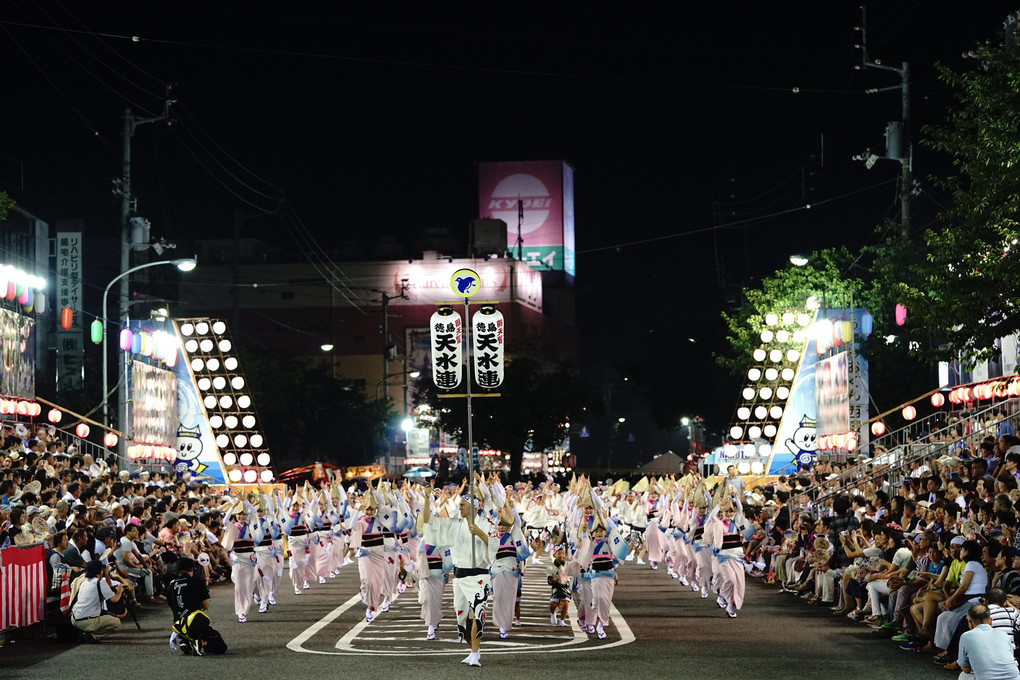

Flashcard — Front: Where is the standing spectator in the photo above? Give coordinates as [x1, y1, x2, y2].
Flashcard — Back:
[958, 603, 1020, 680]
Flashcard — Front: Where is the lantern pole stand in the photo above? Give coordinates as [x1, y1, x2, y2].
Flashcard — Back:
[101, 258, 197, 470]
[465, 295, 476, 566]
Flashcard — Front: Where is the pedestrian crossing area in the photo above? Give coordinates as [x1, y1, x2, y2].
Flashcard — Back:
[288, 557, 634, 656]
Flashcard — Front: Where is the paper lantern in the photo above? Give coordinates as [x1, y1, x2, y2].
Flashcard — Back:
[861, 312, 873, 337]
[131, 332, 142, 354]
[90, 319, 103, 344]
[260, 470, 274, 483]
[48, 408, 62, 424]
[931, 393, 945, 408]
[104, 432, 118, 447]
[119, 329, 133, 351]
[75, 423, 90, 438]
[871, 421, 886, 437]
[841, 320, 853, 343]
[243, 469, 257, 483]
[256, 453, 271, 466]
[18, 286, 31, 306]
[16, 401, 28, 415]
[60, 306, 73, 330]
[5, 281, 16, 300]
[902, 405, 917, 421]
[35, 292, 45, 315]
[228, 469, 243, 482]
[895, 303, 907, 326]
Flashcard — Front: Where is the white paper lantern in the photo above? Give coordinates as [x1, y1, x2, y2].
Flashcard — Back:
[228, 468, 243, 482]
[239, 452, 253, 466]
[212, 321, 226, 335]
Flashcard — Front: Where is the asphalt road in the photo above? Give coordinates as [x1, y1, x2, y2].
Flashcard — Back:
[3, 557, 948, 680]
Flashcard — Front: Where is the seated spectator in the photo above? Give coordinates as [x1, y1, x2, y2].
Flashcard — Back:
[958, 603, 1020, 680]
[931, 540, 989, 662]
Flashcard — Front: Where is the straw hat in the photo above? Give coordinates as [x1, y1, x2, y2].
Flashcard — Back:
[497, 503, 515, 526]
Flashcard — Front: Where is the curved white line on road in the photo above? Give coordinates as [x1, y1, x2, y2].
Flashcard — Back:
[286, 594, 635, 656]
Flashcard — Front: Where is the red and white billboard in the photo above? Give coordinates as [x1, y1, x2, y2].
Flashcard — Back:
[478, 160, 576, 276]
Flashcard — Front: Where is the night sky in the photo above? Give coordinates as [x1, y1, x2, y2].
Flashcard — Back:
[0, 2, 1011, 434]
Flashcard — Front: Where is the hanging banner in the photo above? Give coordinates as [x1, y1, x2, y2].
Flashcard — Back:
[430, 308, 463, 390]
[471, 306, 504, 389]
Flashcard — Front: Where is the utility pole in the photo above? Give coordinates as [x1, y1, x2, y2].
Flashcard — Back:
[854, 7, 913, 238]
[376, 280, 409, 402]
[111, 93, 174, 453]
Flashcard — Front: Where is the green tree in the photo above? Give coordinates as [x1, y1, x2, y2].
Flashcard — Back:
[717, 242, 931, 414]
[0, 192, 12, 220]
[716, 247, 864, 375]
[414, 356, 603, 481]
[905, 19, 1020, 363]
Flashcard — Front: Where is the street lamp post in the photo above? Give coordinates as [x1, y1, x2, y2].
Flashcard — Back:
[102, 257, 196, 465]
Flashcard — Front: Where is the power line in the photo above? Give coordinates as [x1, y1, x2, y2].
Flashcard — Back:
[579, 178, 898, 255]
[0, 21, 120, 158]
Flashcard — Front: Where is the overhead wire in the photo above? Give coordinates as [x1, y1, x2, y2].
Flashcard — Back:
[0, 21, 120, 158]
[52, 0, 168, 91]
[0, 18, 910, 96]
[11, 0, 160, 117]
[25, 0, 166, 106]
[175, 103, 280, 191]
[580, 177, 898, 255]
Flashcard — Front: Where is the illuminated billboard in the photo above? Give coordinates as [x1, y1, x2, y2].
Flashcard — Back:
[130, 360, 179, 447]
[816, 352, 850, 436]
[0, 308, 35, 399]
[478, 160, 576, 276]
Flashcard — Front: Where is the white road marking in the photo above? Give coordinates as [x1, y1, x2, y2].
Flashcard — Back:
[287, 570, 636, 656]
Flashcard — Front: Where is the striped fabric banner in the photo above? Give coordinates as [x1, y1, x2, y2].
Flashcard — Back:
[1, 545, 46, 631]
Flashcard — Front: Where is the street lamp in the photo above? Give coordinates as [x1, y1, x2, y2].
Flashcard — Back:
[102, 257, 197, 461]
[376, 370, 420, 399]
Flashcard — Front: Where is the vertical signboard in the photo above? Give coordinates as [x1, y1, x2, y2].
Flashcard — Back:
[478, 160, 576, 276]
[430, 308, 463, 390]
[471, 306, 504, 389]
[55, 231, 83, 390]
[765, 308, 871, 475]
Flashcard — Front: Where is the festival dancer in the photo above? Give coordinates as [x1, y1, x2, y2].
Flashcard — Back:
[642, 483, 664, 569]
[416, 488, 452, 641]
[576, 508, 628, 638]
[252, 494, 278, 613]
[691, 484, 714, 598]
[420, 483, 499, 667]
[221, 498, 260, 623]
[490, 501, 530, 639]
[282, 488, 314, 595]
[707, 486, 747, 618]
[350, 483, 389, 622]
